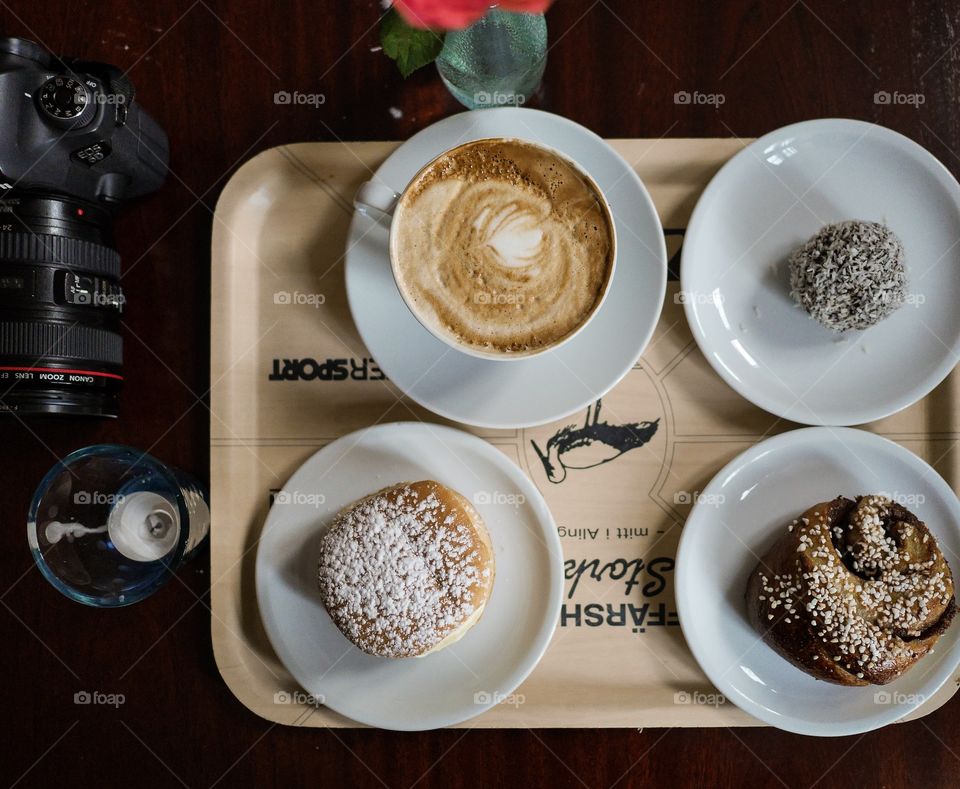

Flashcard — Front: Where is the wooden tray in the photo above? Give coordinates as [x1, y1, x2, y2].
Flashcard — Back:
[210, 139, 960, 728]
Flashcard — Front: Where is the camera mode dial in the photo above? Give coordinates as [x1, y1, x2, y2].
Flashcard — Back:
[37, 75, 93, 125]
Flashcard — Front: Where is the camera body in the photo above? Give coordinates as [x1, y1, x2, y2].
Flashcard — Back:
[0, 37, 168, 202]
[0, 38, 169, 417]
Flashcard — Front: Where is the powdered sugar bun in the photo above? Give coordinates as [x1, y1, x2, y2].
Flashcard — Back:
[317, 480, 495, 658]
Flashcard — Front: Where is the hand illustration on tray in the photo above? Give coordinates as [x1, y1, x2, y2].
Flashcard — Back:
[531, 399, 660, 483]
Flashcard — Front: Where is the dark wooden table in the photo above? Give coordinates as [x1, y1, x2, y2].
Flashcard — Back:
[2, 1, 958, 786]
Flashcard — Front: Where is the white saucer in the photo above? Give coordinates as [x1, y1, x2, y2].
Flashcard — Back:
[255, 422, 563, 730]
[345, 108, 666, 429]
[675, 427, 960, 736]
[682, 118, 960, 426]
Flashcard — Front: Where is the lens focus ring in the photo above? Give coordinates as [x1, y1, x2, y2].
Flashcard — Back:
[0, 232, 121, 277]
[0, 321, 122, 366]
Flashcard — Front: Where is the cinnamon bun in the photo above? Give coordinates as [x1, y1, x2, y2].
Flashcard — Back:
[745, 495, 956, 686]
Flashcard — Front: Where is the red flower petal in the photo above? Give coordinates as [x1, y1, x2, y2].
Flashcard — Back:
[393, 0, 552, 29]
[393, 0, 491, 29]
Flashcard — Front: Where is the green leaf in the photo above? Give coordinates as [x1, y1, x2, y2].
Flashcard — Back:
[380, 8, 445, 78]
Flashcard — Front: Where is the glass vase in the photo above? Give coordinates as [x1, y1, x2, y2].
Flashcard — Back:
[436, 7, 547, 110]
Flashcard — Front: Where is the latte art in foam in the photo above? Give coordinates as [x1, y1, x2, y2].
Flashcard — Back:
[391, 139, 615, 356]
[473, 203, 544, 269]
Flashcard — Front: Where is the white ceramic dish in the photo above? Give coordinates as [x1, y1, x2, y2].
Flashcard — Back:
[255, 422, 564, 730]
[675, 426, 960, 736]
[681, 118, 960, 426]
[345, 107, 667, 429]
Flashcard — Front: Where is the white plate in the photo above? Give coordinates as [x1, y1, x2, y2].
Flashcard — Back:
[345, 107, 666, 429]
[682, 118, 960, 426]
[255, 422, 563, 730]
[675, 426, 960, 736]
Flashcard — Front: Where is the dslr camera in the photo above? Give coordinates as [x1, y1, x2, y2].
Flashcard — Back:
[0, 37, 168, 416]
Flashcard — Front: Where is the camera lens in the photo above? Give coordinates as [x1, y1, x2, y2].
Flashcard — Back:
[0, 191, 123, 417]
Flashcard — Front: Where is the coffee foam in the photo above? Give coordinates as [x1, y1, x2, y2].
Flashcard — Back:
[391, 139, 614, 355]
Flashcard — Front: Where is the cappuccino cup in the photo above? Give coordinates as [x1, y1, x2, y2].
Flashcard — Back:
[354, 137, 617, 361]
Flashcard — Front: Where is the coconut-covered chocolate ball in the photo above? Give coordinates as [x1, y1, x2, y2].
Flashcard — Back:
[788, 220, 907, 332]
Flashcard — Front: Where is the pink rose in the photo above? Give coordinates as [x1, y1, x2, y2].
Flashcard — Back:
[394, 0, 552, 30]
